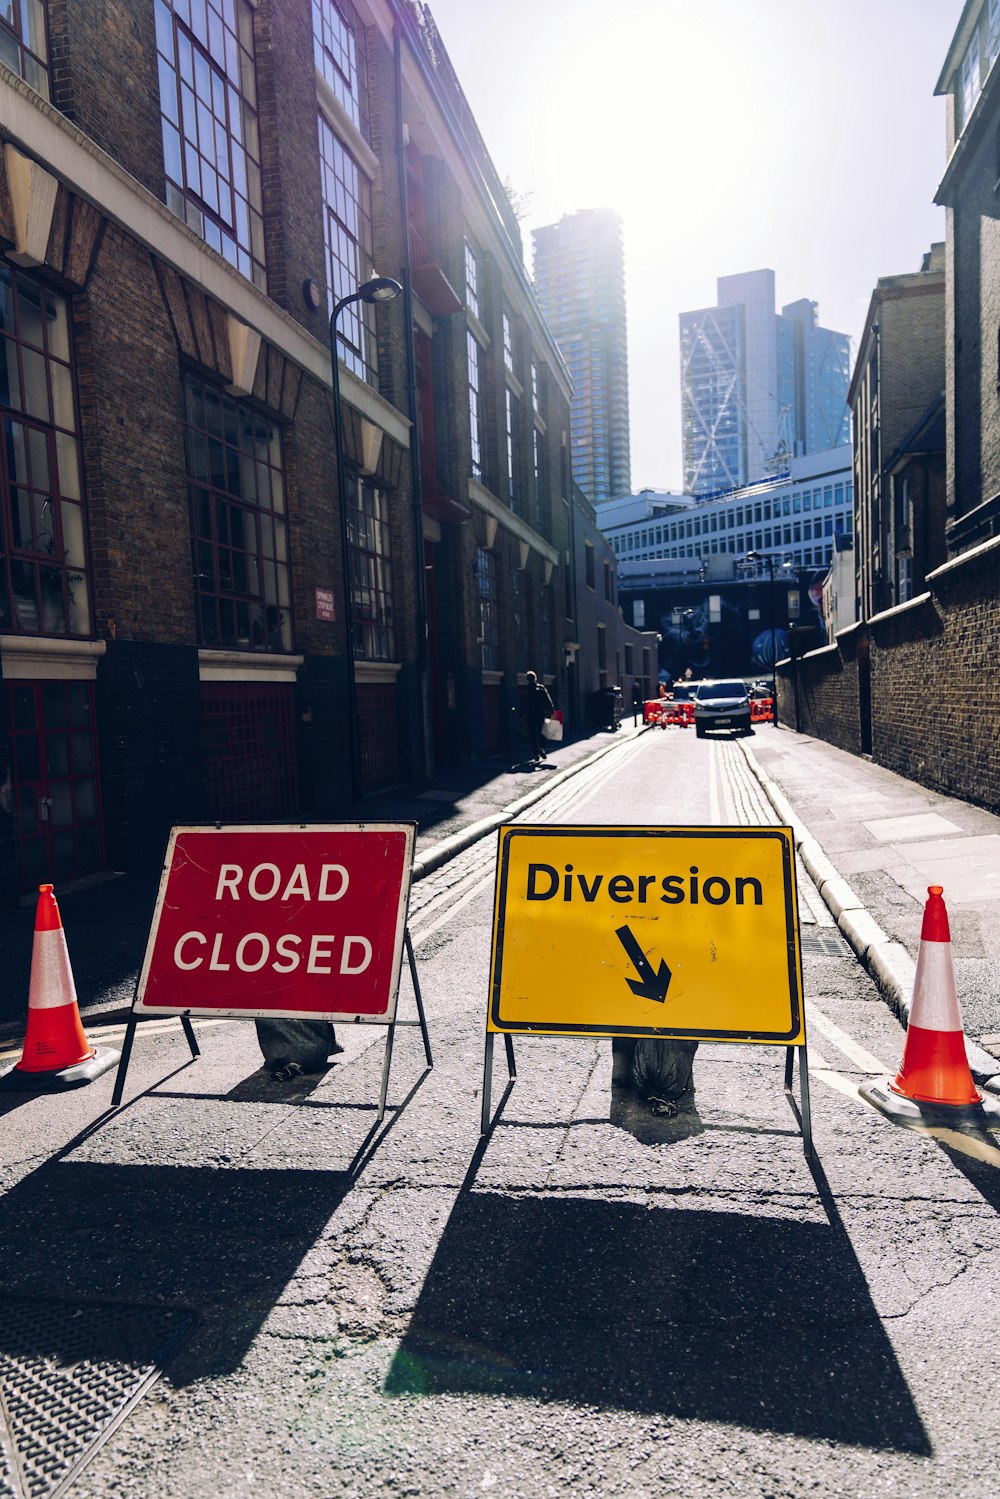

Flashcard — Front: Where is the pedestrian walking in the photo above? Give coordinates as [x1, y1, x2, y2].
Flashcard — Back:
[520, 670, 555, 763]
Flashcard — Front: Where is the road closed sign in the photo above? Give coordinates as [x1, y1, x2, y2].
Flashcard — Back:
[488, 825, 804, 1043]
[136, 824, 415, 1021]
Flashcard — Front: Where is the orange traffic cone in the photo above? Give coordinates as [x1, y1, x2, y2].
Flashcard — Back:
[0, 885, 119, 1092]
[861, 884, 1000, 1130]
[890, 885, 980, 1107]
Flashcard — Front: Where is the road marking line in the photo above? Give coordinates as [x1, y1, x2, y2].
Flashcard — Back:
[807, 1005, 888, 1074]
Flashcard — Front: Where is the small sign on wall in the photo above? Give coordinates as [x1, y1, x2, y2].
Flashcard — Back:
[315, 586, 335, 622]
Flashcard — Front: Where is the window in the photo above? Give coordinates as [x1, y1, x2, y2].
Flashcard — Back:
[505, 386, 516, 504]
[156, 0, 265, 288]
[464, 239, 479, 320]
[312, 0, 366, 132]
[467, 331, 482, 479]
[604, 559, 613, 602]
[584, 541, 595, 589]
[0, 264, 90, 637]
[502, 309, 514, 373]
[531, 361, 539, 415]
[184, 374, 292, 653]
[475, 547, 498, 669]
[0, 0, 48, 96]
[961, 23, 981, 126]
[319, 113, 375, 380]
[347, 477, 395, 660]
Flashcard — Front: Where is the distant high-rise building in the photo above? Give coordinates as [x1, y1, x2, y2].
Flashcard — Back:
[680, 269, 851, 497]
[533, 209, 631, 504]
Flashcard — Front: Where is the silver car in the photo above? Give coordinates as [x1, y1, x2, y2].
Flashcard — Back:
[693, 679, 752, 738]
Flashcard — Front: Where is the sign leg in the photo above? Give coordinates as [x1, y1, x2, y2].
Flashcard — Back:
[111, 1015, 138, 1109]
[377, 1022, 397, 1124]
[405, 928, 432, 1068]
[481, 1031, 494, 1134]
[504, 1033, 516, 1078]
[181, 1017, 200, 1058]
[784, 1044, 794, 1090]
[799, 1043, 814, 1158]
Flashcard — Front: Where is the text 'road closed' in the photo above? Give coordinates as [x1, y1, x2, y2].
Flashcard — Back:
[488, 825, 804, 1043]
[136, 824, 414, 1021]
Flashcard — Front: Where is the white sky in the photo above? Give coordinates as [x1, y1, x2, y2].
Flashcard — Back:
[424, 0, 962, 491]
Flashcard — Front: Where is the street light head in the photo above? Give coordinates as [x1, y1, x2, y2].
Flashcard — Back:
[745, 549, 760, 561]
[359, 276, 403, 303]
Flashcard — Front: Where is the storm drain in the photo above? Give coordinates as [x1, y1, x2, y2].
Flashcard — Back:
[800, 929, 853, 957]
[0, 1298, 196, 1499]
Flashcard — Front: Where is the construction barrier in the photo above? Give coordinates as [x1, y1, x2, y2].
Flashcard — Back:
[751, 698, 775, 724]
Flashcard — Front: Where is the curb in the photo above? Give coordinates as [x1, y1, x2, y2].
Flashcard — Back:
[412, 726, 647, 882]
[736, 738, 1000, 1089]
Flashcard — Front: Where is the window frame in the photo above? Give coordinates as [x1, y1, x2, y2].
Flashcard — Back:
[346, 474, 396, 662]
[0, 0, 49, 97]
[184, 373, 293, 655]
[156, 0, 266, 289]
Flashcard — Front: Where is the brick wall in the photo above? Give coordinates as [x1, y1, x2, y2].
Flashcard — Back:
[786, 541, 1000, 810]
[48, 0, 165, 198]
[96, 639, 205, 869]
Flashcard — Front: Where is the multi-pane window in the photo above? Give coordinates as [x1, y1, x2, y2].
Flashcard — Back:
[312, 0, 366, 132]
[467, 331, 482, 479]
[502, 309, 513, 372]
[532, 426, 542, 528]
[505, 386, 515, 504]
[0, 264, 90, 637]
[346, 476, 395, 661]
[961, 23, 981, 126]
[0, 0, 48, 97]
[155, 0, 265, 288]
[184, 375, 292, 653]
[318, 114, 376, 382]
[464, 239, 479, 320]
[475, 546, 498, 670]
[531, 361, 539, 414]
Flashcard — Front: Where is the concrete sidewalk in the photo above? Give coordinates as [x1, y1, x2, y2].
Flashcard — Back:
[741, 727, 1000, 1079]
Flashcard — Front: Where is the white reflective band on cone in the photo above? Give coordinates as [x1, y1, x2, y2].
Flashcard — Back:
[28, 928, 80, 1011]
[909, 940, 962, 1033]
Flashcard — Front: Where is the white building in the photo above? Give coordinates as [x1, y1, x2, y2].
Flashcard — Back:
[598, 448, 854, 577]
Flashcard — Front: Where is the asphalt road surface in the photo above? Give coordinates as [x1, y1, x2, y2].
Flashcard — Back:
[2, 729, 999, 1498]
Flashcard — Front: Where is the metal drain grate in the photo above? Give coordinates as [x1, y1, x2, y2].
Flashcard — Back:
[800, 929, 853, 957]
[0, 1298, 196, 1499]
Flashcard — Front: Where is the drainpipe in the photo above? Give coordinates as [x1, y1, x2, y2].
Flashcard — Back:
[394, 22, 431, 775]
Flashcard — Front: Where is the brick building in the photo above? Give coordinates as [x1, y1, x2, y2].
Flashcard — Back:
[848, 245, 946, 620]
[935, 0, 1000, 554]
[0, 0, 641, 899]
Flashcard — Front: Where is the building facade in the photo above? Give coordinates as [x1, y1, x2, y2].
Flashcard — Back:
[680, 269, 851, 497]
[600, 450, 854, 578]
[935, 0, 1000, 554]
[0, 0, 604, 899]
[532, 208, 631, 506]
[848, 246, 946, 620]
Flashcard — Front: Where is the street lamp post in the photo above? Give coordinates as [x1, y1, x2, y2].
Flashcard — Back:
[746, 549, 781, 728]
[329, 276, 403, 802]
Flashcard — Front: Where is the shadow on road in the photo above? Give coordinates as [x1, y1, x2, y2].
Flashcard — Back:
[0, 1160, 349, 1383]
[384, 1191, 931, 1453]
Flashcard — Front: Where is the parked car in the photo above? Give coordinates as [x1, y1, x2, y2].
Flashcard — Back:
[748, 678, 775, 701]
[693, 679, 752, 738]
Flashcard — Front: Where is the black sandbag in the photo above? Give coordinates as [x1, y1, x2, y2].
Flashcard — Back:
[254, 1018, 340, 1073]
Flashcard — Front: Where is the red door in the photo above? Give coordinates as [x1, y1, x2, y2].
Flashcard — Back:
[8, 679, 104, 891]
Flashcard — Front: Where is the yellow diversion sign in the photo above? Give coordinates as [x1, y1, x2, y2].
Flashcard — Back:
[488, 825, 804, 1043]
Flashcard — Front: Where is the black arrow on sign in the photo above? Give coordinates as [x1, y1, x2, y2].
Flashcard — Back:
[615, 924, 672, 1003]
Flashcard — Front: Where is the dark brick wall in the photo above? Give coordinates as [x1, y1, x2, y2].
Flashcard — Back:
[48, 0, 165, 198]
[76, 228, 193, 643]
[95, 640, 205, 869]
[789, 548, 1000, 810]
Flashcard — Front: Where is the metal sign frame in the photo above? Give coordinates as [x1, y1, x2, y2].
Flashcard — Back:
[111, 822, 431, 1119]
[482, 824, 812, 1155]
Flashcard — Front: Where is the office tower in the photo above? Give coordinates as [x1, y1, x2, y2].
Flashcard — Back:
[533, 209, 631, 504]
[680, 269, 851, 497]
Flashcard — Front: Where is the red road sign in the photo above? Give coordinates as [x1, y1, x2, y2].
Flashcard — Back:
[135, 824, 415, 1021]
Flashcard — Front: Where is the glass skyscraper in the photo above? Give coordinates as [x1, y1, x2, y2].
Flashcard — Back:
[680, 270, 850, 497]
[532, 209, 631, 505]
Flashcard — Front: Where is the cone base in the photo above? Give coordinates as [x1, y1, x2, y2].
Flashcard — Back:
[861, 1077, 1000, 1134]
[0, 1046, 120, 1092]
